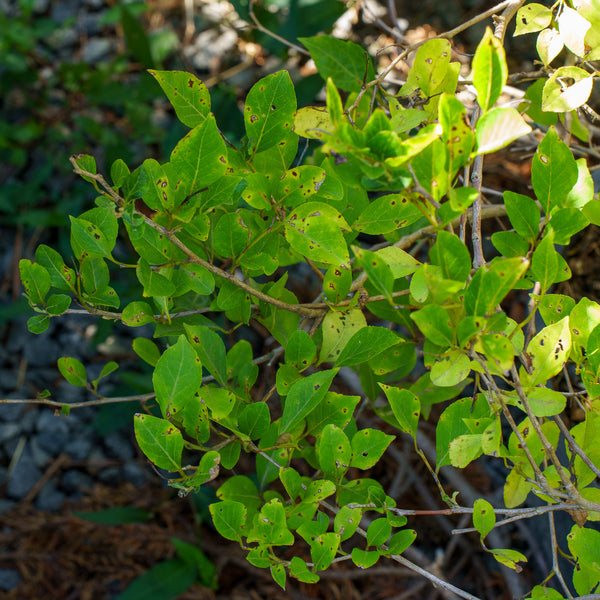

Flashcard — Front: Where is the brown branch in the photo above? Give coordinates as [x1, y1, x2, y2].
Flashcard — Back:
[69, 159, 323, 318]
[0, 393, 156, 410]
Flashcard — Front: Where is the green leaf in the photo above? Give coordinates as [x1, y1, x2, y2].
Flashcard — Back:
[473, 498, 495, 540]
[271, 563, 286, 590]
[490, 548, 527, 572]
[448, 433, 483, 468]
[247, 499, 294, 546]
[382, 385, 420, 438]
[117, 558, 196, 600]
[472, 28, 507, 112]
[27, 315, 50, 334]
[149, 70, 210, 128]
[439, 93, 474, 173]
[244, 70, 296, 155]
[531, 127, 578, 214]
[280, 369, 338, 434]
[310, 532, 340, 572]
[136, 257, 175, 298]
[431, 351, 471, 387]
[110, 158, 130, 187]
[538, 294, 575, 325]
[436, 396, 490, 469]
[542, 66, 593, 113]
[430, 231, 471, 282]
[522, 387, 566, 417]
[19, 259, 51, 305]
[209, 501, 247, 543]
[464, 257, 530, 316]
[522, 317, 571, 387]
[376, 246, 421, 279]
[73, 507, 151, 525]
[170, 115, 228, 193]
[491, 231, 529, 258]
[294, 105, 335, 140]
[335, 326, 400, 368]
[35, 245, 76, 292]
[153, 335, 202, 418]
[353, 193, 422, 235]
[504, 468, 532, 508]
[351, 428, 394, 469]
[58, 357, 87, 387]
[547, 208, 589, 245]
[387, 529, 417, 555]
[322, 264, 352, 305]
[305, 392, 360, 436]
[367, 518, 391, 547]
[122, 301, 155, 327]
[237, 402, 270, 440]
[217, 476, 261, 520]
[132, 338, 160, 366]
[69, 216, 113, 260]
[300, 35, 375, 93]
[285, 201, 350, 267]
[514, 4, 553, 36]
[213, 212, 250, 258]
[504, 191, 540, 241]
[199, 386, 235, 419]
[411, 304, 454, 348]
[277, 165, 327, 209]
[320, 308, 367, 363]
[351, 547, 380, 568]
[474, 108, 531, 155]
[530, 234, 559, 291]
[185, 324, 227, 386]
[317, 424, 351, 482]
[45, 293, 71, 316]
[353, 246, 394, 304]
[334, 506, 363, 542]
[401, 38, 453, 99]
[134, 414, 183, 472]
[72, 154, 97, 183]
[289, 557, 319, 584]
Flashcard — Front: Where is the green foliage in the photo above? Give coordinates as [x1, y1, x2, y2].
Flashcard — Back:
[19, 2, 600, 598]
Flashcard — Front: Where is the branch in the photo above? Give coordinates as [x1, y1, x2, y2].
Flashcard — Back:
[0, 393, 155, 409]
[350, 204, 507, 293]
[347, 0, 521, 114]
[69, 158, 323, 318]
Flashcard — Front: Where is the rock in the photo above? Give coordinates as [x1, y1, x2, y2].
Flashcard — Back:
[98, 467, 121, 484]
[29, 436, 52, 468]
[51, 0, 79, 23]
[0, 568, 21, 591]
[0, 402, 25, 422]
[36, 410, 70, 435]
[19, 409, 38, 435]
[122, 461, 149, 487]
[0, 500, 16, 515]
[23, 333, 61, 367]
[6, 443, 42, 499]
[32, 0, 50, 15]
[103, 432, 135, 461]
[35, 480, 65, 511]
[61, 469, 93, 495]
[64, 435, 93, 461]
[82, 38, 112, 63]
[0, 423, 20, 445]
[36, 431, 66, 456]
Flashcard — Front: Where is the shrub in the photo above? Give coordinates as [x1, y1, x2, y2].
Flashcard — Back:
[17, 1, 600, 598]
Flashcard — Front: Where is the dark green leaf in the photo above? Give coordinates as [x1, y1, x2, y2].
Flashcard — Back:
[335, 326, 400, 368]
[299, 35, 375, 92]
[117, 558, 196, 600]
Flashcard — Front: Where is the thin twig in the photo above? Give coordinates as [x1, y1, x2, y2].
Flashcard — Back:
[549, 510, 574, 599]
[247, 0, 309, 56]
